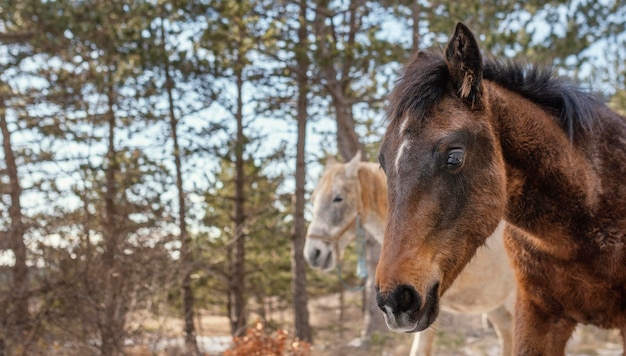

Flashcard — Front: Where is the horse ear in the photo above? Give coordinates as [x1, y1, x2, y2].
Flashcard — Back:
[344, 151, 361, 178]
[445, 22, 483, 109]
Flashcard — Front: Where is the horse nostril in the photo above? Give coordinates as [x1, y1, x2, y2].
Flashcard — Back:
[312, 248, 321, 262]
[376, 284, 421, 316]
[393, 285, 421, 314]
[307, 246, 322, 262]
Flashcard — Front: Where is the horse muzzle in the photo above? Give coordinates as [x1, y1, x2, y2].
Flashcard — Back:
[376, 282, 440, 333]
[303, 237, 336, 271]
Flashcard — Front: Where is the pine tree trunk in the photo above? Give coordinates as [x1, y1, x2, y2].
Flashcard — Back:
[0, 97, 30, 353]
[334, 100, 364, 160]
[411, 1, 421, 52]
[231, 66, 246, 337]
[291, 0, 313, 342]
[101, 80, 121, 356]
[161, 18, 199, 355]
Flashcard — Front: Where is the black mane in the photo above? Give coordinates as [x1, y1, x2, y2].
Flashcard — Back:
[387, 52, 449, 125]
[388, 51, 604, 139]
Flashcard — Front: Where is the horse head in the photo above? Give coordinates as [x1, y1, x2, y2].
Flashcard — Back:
[304, 152, 363, 272]
[375, 23, 507, 332]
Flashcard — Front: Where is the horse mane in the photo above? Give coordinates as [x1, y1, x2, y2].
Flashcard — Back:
[482, 60, 603, 138]
[388, 51, 604, 140]
[357, 162, 388, 219]
[387, 52, 449, 125]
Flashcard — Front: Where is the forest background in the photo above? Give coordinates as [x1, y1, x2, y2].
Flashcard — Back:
[1, 0, 625, 355]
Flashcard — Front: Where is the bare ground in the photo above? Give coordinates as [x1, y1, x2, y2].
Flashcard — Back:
[131, 290, 623, 355]
[300, 291, 623, 356]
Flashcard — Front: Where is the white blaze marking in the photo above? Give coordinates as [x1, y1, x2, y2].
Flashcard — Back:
[395, 140, 409, 171]
[394, 115, 412, 171]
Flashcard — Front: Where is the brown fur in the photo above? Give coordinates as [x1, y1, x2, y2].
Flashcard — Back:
[376, 22, 626, 355]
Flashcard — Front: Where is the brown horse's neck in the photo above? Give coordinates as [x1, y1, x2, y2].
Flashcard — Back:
[488, 83, 604, 244]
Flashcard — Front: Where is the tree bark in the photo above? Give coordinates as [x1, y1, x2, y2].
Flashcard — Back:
[291, 0, 313, 343]
[161, 18, 199, 355]
[0, 94, 30, 353]
[410, 1, 421, 52]
[230, 64, 247, 337]
[334, 100, 364, 160]
[100, 76, 124, 356]
[312, 0, 366, 160]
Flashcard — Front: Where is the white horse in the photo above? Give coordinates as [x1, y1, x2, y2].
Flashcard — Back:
[304, 152, 515, 355]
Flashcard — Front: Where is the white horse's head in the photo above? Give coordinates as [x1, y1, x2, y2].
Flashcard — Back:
[304, 152, 362, 271]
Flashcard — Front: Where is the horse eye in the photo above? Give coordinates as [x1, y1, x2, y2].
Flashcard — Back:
[446, 150, 464, 167]
[333, 196, 343, 203]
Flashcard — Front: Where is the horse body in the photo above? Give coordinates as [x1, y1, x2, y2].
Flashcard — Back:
[494, 76, 626, 333]
[496, 73, 626, 352]
[304, 152, 515, 355]
[375, 22, 626, 355]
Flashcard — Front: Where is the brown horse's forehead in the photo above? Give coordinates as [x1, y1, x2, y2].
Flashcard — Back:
[382, 108, 478, 178]
[393, 99, 487, 166]
[397, 97, 477, 133]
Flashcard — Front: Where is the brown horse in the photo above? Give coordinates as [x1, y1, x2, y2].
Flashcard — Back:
[375, 22, 626, 355]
